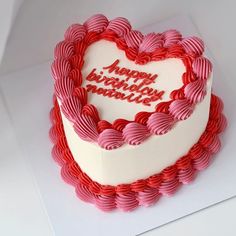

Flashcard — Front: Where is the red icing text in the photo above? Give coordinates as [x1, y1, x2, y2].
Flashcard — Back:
[85, 59, 165, 106]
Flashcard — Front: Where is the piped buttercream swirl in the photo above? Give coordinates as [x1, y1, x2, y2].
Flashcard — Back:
[169, 99, 194, 120]
[98, 129, 124, 150]
[123, 122, 151, 145]
[147, 112, 175, 135]
[74, 114, 98, 142]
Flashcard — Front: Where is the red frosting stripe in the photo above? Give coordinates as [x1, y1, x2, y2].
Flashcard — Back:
[182, 71, 197, 85]
[68, 69, 82, 88]
[134, 111, 153, 125]
[73, 87, 87, 106]
[97, 120, 113, 133]
[82, 104, 100, 123]
[112, 119, 131, 132]
[170, 87, 185, 100]
[49, 93, 227, 211]
[69, 55, 84, 70]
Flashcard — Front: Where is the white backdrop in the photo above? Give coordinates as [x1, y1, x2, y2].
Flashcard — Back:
[0, 0, 24, 64]
[1, 0, 236, 81]
[1, 1, 236, 235]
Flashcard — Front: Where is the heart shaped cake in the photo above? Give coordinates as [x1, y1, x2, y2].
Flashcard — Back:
[50, 14, 227, 211]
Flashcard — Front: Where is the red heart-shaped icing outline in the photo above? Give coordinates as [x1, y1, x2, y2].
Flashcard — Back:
[51, 14, 213, 150]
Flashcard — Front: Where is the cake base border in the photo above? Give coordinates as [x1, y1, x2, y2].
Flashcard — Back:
[49, 93, 227, 212]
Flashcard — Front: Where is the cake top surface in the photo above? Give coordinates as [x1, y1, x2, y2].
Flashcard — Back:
[51, 14, 212, 150]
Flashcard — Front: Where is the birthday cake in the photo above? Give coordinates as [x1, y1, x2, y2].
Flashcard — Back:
[50, 14, 227, 211]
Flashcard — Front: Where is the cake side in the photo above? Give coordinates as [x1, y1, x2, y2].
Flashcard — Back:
[59, 75, 212, 185]
[50, 92, 227, 212]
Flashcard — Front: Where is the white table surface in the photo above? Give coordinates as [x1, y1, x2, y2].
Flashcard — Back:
[0, 1, 236, 235]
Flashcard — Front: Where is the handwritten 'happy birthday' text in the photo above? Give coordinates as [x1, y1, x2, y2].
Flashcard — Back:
[85, 59, 165, 106]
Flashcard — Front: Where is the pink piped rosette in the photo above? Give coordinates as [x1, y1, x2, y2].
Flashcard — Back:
[49, 14, 227, 211]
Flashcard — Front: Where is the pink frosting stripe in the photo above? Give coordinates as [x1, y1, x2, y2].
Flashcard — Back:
[124, 30, 144, 48]
[123, 122, 151, 145]
[61, 163, 80, 186]
[159, 178, 180, 196]
[184, 79, 207, 103]
[64, 24, 86, 42]
[84, 14, 108, 33]
[163, 29, 182, 47]
[51, 58, 71, 80]
[192, 151, 211, 170]
[54, 41, 74, 59]
[180, 36, 204, 56]
[76, 183, 95, 203]
[74, 114, 99, 142]
[192, 57, 213, 79]
[139, 33, 163, 53]
[169, 99, 194, 120]
[98, 129, 124, 150]
[107, 17, 131, 37]
[116, 192, 139, 211]
[61, 96, 81, 122]
[178, 167, 195, 184]
[207, 135, 221, 154]
[147, 112, 175, 135]
[95, 195, 116, 212]
[54, 76, 75, 100]
[49, 124, 63, 144]
[138, 187, 160, 207]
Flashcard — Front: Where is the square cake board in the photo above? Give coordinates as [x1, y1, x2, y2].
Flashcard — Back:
[0, 15, 235, 236]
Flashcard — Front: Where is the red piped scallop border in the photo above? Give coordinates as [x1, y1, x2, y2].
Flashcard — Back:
[51, 14, 213, 150]
[49, 93, 227, 212]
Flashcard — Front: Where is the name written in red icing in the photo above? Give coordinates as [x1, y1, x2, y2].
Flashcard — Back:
[85, 59, 165, 106]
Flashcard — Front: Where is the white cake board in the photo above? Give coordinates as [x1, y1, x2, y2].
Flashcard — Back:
[0, 16, 235, 236]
